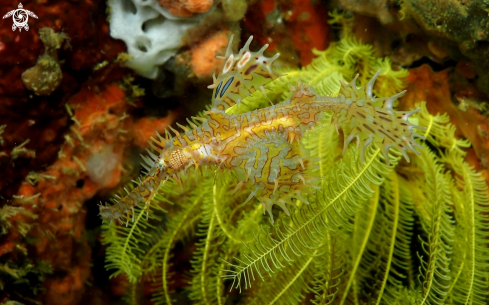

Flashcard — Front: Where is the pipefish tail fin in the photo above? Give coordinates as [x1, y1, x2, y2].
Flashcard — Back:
[99, 169, 169, 225]
[326, 70, 425, 164]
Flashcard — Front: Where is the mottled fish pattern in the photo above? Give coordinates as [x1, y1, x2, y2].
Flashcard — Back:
[100, 36, 424, 224]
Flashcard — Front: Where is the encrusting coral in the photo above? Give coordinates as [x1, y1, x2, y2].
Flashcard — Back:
[337, 0, 489, 96]
[0, 1, 149, 303]
[99, 13, 489, 305]
[0, 83, 175, 304]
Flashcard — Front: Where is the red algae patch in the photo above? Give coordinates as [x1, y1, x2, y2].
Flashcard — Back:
[283, 0, 329, 66]
[159, 0, 214, 17]
[133, 113, 178, 148]
[404, 65, 489, 170]
[191, 31, 229, 78]
[455, 61, 477, 79]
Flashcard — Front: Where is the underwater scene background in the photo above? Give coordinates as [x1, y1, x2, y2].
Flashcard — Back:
[1, 0, 489, 304]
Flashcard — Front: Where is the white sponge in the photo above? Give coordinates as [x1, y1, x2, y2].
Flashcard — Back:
[108, 0, 208, 79]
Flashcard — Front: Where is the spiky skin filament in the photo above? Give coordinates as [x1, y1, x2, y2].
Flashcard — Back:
[100, 35, 424, 225]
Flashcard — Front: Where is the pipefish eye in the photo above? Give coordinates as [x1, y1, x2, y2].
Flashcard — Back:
[168, 149, 187, 170]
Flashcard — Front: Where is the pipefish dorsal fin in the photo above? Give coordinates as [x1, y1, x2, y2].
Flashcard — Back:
[207, 35, 281, 112]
